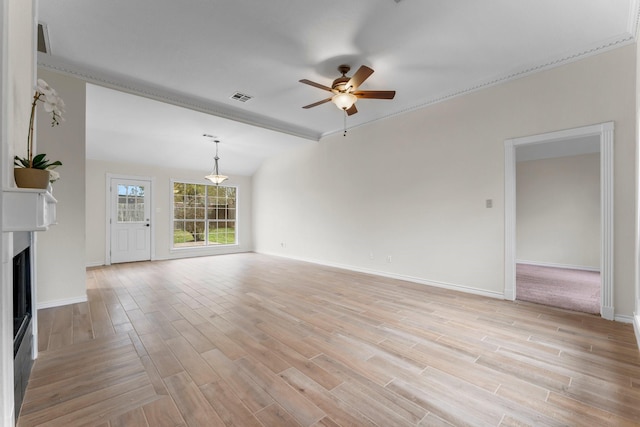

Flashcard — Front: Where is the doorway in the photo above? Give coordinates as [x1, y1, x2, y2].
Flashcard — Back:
[504, 122, 614, 319]
[515, 139, 600, 313]
[107, 175, 153, 264]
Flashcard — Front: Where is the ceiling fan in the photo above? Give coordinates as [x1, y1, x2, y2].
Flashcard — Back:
[299, 65, 395, 116]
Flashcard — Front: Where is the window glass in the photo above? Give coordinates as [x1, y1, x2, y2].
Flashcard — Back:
[173, 182, 237, 248]
[117, 184, 145, 222]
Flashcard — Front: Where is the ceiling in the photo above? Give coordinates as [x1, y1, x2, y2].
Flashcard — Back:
[37, 0, 637, 176]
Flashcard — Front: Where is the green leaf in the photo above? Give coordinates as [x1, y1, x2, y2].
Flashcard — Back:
[14, 153, 62, 170]
[14, 156, 30, 168]
[32, 153, 47, 164]
[46, 161, 62, 168]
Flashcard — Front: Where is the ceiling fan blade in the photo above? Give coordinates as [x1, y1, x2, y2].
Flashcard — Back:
[347, 65, 374, 90]
[302, 98, 333, 109]
[299, 79, 333, 92]
[353, 90, 396, 99]
[345, 104, 358, 116]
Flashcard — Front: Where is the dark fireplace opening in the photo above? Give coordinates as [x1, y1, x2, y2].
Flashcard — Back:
[13, 245, 33, 421]
[13, 247, 32, 355]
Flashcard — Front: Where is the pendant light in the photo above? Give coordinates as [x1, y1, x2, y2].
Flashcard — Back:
[204, 136, 228, 185]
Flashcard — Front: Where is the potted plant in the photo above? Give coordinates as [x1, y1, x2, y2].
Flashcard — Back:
[14, 78, 64, 189]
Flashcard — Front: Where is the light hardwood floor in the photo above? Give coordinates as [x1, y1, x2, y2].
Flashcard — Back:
[18, 253, 640, 426]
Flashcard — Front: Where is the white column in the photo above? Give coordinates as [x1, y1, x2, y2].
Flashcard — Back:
[600, 122, 614, 320]
[503, 139, 516, 300]
[0, 0, 15, 421]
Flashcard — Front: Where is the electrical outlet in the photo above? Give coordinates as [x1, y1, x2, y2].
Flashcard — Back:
[387, 255, 392, 263]
[486, 199, 493, 208]
[369, 251, 374, 260]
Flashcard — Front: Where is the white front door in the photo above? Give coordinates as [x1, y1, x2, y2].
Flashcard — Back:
[110, 178, 151, 263]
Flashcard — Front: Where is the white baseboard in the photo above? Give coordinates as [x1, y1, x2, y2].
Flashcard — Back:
[516, 259, 600, 272]
[89, 250, 252, 268]
[634, 315, 640, 349]
[37, 294, 88, 310]
[504, 288, 515, 301]
[614, 314, 634, 324]
[86, 261, 104, 268]
[259, 251, 505, 300]
[601, 306, 615, 321]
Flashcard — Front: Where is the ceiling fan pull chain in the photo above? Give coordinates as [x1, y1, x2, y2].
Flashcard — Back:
[343, 110, 347, 137]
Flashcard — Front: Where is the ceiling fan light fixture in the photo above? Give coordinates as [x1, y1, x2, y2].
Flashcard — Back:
[332, 92, 357, 111]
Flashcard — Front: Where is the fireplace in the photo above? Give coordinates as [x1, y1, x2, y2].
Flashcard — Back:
[13, 245, 33, 420]
[3, 190, 57, 424]
[14, 247, 32, 354]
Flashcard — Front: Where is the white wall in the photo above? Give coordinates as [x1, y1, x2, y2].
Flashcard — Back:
[1, 0, 35, 423]
[516, 153, 600, 269]
[253, 44, 637, 317]
[35, 69, 87, 307]
[86, 159, 253, 266]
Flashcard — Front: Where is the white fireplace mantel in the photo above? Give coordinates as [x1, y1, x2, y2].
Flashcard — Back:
[2, 188, 57, 232]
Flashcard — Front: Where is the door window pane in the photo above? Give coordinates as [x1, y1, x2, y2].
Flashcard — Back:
[117, 184, 145, 222]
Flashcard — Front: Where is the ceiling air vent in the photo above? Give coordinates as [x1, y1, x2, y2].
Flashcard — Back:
[37, 22, 51, 54]
[230, 92, 253, 103]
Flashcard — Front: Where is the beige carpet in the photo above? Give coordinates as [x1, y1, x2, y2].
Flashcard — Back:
[516, 263, 600, 314]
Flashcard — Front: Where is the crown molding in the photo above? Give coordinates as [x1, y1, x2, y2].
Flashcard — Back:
[37, 55, 322, 142]
[628, 0, 640, 38]
[323, 30, 638, 140]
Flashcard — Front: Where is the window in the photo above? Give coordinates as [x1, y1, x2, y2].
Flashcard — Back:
[172, 182, 237, 248]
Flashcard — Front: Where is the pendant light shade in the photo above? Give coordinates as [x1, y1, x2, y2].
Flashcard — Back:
[205, 138, 228, 185]
[205, 173, 228, 185]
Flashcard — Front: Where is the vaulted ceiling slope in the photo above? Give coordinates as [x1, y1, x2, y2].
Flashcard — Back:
[38, 1, 638, 174]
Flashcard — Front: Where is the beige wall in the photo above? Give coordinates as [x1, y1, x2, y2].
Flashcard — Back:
[35, 69, 87, 307]
[516, 153, 600, 269]
[253, 44, 637, 317]
[86, 159, 253, 266]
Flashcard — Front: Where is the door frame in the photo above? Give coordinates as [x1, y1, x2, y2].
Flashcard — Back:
[504, 122, 614, 320]
[105, 173, 156, 265]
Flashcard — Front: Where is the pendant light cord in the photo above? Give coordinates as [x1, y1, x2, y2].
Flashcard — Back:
[214, 141, 220, 174]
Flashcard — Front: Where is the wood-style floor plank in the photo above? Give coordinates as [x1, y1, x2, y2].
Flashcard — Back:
[140, 395, 186, 427]
[163, 371, 226, 426]
[18, 253, 640, 426]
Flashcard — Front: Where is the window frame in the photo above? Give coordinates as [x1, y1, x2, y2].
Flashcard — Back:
[170, 179, 239, 250]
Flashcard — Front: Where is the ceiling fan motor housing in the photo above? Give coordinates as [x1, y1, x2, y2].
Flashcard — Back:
[333, 65, 352, 92]
[332, 76, 351, 92]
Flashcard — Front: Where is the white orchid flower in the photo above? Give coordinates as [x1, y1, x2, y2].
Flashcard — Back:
[44, 96, 62, 111]
[43, 100, 55, 112]
[21, 79, 64, 173]
[48, 169, 60, 182]
[41, 92, 65, 125]
[37, 79, 52, 95]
